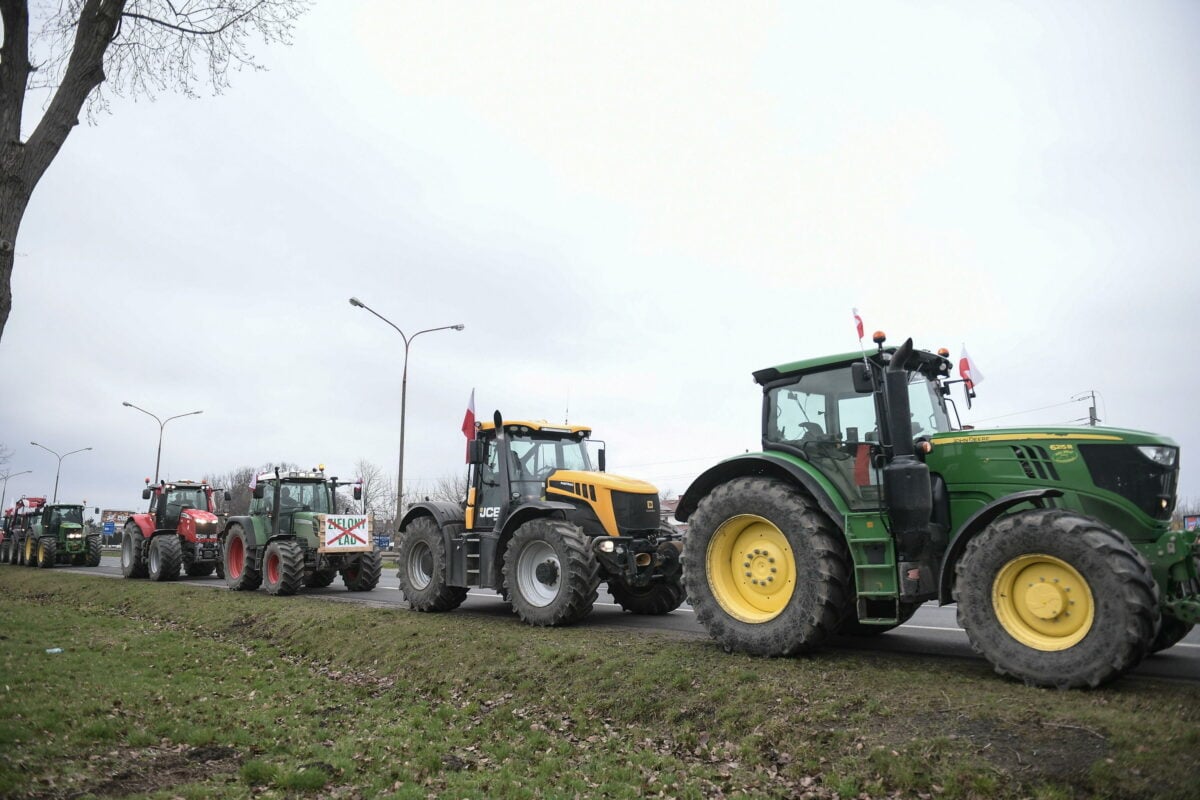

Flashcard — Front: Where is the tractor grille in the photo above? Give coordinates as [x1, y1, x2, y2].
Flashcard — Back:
[1079, 445, 1178, 520]
[1009, 445, 1061, 482]
[610, 491, 660, 534]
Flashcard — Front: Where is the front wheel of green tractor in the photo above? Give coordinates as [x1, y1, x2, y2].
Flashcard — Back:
[121, 523, 148, 578]
[396, 517, 468, 612]
[147, 535, 182, 582]
[37, 538, 56, 568]
[608, 579, 686, 615]
[342, 549, 382, 591]
[504, 518, 599, 627]
[682, 477, 850, 656]
[24, 535, 38, 567]
[954, 509, 1159, 689]
[185, 561, 215, 578]
[263, 539, 305, 596]
[86, 535, 102, 567]
[223, 525, 262, 591]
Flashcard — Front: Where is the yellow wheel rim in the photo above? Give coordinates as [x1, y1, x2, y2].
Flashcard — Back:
[25, 538, 34, 561]
[706, 514, 796, 623]
[992, 553, 1094, 651]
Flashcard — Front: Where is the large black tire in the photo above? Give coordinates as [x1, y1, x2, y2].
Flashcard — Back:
[23, 536, 38, 567]
[37, 538, 56, 568]
[121, 524, 148, 579]
[342, 548, 382, 591]
[609, 579, 686, 615]
[504, 518, 599, 627]
[262, 539, 305, 596]
[954, 509, 1159, 689]
[215, 557, 225, 580]
[85, 536, 102, 567]
[396, 517, 468, 611]
[185, 561, 216, 577]
[304, 569, 337, 588]
[223, 524, 262, 591]
[147, 535, 183, 582]
[0, 538, 9, 563]
[682, 477, 850, 656]
[1149, 616, 1194, 654]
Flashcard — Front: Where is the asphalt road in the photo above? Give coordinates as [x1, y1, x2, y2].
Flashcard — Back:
[58, 555, 1200, 684]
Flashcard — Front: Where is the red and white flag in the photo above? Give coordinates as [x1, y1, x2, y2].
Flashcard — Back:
[461, 389, 476, 460]
[852, 308, 864, 340]
[959, 346, 985, 390]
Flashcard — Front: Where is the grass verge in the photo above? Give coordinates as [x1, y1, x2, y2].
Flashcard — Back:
[1, 570, 1197, 799]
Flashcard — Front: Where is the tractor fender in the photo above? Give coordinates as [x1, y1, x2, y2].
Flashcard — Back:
[675, 454, 845, 525]
[221, 516, 260, 548]
[497, 501, 576, 539]
[399, 502, 465, 532]
[936, 488, 1064, 604]
[126, 513, 155, 539]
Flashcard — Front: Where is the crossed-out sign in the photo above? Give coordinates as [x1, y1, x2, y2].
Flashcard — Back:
[319, 514, 373, 553]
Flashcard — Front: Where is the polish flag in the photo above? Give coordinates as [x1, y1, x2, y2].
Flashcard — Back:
[959, 346, 985, 390]
[461, 389, 476, 460]
[852, 308, 864, 340]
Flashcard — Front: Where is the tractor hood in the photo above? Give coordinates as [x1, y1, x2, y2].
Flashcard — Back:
[549, 470, 658, 495]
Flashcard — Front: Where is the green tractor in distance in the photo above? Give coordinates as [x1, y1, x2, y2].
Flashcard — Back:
[221, 467, 381, 595]
[677, 333, 1197, 689]
[20, 501, 102, 568]
[397, 413, 684, 626]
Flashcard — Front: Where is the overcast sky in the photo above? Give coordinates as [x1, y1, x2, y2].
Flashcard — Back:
[1, 1, 1198, 517]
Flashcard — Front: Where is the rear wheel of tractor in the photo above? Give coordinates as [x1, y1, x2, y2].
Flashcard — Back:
[263, 539, 305, 596]
[37, 538, 56, 568]
[121, 523, 148, 579]
[185, 561, 215, 578]
[504, 518, 599, 627]
[24, 536, 37, 566]
[223, 525, 262, 591]
[0, 539, 9, 563]
[608, 579, 686, 615]
[1149, 616, 1194, 654]
[342, 548, 382, 591]
[147, 536, 182, 582]
[955, 509, 1158, 689]
[396, 517, 468, 611]
[682, 477, 850, 656]
[86, 536, 102, 567]
[304, 569, 337, 588]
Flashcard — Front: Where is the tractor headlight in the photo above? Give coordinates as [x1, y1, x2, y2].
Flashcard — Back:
[68, 532, 83, 539]
[1137, 446, 1177, 467]
[598, 540, 615, 553]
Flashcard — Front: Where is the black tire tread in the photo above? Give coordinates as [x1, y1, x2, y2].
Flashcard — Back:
[682, 476, 850, 656]
[397, 517, 468, 611]
[37, 537, 56, 568]
[343, 548, 382, 591]
[86, 535, 102, 567]
[149, 535, 183, 582]
[609, 579, 686, 615]
[504, 518, 599, 627]
[264, 539, 305, 596]
[224, 525, 262, 591]
[121, 523, 148, 579]
[954, 509, 1158, 689]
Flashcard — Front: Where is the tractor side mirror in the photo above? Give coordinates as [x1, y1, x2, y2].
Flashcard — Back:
[141, 488, 151, 500]
[598, 448, 606, 473]
[223, 491, 232, 502]
[252, 485, 265, 500]
[467, 439, 486, 465]
[851, 362, 874, 393]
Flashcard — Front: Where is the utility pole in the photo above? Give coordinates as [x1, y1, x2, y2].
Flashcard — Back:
[1071, 390, 1100, 426]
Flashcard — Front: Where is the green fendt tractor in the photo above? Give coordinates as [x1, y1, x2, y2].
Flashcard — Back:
[20, 502, 102, 568]
[397, 414, 684, 626]
[220, 467, 381, 595]
[677, 333, 1197, 688]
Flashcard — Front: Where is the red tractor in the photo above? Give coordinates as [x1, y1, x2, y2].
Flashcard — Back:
[1, 497, 47, 565]
[122, 480, 229, 581]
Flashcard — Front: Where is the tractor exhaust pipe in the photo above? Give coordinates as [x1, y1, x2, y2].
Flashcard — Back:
[635, 552, 653, 567]
[881, 338, 932, 561]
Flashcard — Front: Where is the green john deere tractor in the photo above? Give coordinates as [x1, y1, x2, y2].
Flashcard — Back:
[22, 503, 102, 568]
[677, 333, 1197, 688]
[220, 467, 381, 595]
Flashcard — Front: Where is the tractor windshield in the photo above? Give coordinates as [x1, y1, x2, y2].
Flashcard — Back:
[278, 481, 332, 514]
[505, 433, 592, 500]
[49, 507, 83, 527]
[165, 487, 208, 513]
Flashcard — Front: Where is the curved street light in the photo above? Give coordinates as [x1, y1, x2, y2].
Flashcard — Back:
[121, 402, 204, 483]
[0, 468, 32, 517]
[29, 442, 92, 503]
[349, 296, 464, 528]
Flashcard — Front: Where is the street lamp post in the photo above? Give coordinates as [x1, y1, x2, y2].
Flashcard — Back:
[349, 296, 464, 529]
[0, 469, 32, 517]
[121, 402, 203, 483]
[29, 443, 92, 503]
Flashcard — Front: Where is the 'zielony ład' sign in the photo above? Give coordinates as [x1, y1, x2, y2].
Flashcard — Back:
[316, 514, 373, 553]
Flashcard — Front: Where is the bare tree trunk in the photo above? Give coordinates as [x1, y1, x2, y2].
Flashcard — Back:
[0, 0, 125, 342]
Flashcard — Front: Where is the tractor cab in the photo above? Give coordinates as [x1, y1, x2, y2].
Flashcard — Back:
[142, 480, 217, 531]
[250, 468, 355, 537]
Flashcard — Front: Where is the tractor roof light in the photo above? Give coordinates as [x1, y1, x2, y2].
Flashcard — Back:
[872, 331, 887, 345]
[937, 347, 950, 358]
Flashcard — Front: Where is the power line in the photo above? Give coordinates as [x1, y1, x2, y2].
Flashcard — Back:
[967, 400, 1078, 424]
